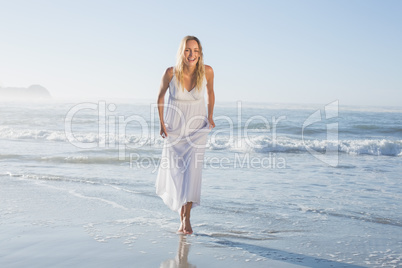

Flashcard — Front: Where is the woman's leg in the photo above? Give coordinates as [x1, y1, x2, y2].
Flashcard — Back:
[183, 202, 193, 234]
[178, 206, 184, 233]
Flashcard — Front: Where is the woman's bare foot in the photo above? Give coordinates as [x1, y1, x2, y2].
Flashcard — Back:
[178, 203, 193, 234]
[183, 216, 193, 234]
[177, 207, 184, 233]
[178, 222, 184, 233]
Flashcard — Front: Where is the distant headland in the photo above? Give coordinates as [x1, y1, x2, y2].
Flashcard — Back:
[0, 85, 52, 100]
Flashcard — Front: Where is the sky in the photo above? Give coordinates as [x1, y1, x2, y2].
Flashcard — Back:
[0, 0, 401, 106]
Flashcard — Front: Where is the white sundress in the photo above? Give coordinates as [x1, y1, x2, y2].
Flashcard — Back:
[155, 72, 211, 212]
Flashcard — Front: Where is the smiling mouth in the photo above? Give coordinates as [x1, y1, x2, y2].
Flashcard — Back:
[188, 58, 196, 62]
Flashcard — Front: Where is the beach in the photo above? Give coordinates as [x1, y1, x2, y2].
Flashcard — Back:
[1, 176, 309, 268]
[1, 101, 401, 267]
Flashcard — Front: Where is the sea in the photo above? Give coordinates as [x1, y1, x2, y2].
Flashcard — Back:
[1, 99, 401, 267]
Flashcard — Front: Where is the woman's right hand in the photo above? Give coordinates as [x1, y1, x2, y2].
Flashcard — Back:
[160, 123, 168, 138]
[157, 68, 173, 139]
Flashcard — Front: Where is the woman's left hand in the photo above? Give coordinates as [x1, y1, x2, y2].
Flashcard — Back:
[208, 117, 215, 129]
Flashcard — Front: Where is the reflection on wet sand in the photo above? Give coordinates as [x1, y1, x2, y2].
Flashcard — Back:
[160, 235, 196, 268]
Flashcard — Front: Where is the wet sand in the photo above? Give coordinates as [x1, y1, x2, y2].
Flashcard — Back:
[0, 175, 366, 268]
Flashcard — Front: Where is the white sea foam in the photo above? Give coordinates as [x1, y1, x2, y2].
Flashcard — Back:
[339, 139, 402, 156]
[0, 126, 67, 141]
[1, 126, 401, 157]
[0, 126, 156, 145]
[207, 136, 402, 156]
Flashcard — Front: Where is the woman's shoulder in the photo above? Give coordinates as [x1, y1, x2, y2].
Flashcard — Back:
[205, 65, 214, 79]
[163, 67, 174, 82]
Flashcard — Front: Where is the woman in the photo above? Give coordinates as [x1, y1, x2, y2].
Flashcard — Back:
[156, 36, 215, 235]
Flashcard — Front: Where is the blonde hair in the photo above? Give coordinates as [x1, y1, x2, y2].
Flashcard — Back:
[174, 36, 205, 91]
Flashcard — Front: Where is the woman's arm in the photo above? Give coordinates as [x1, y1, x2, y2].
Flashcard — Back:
[205, 65, 215, 129]
[157, 67, 173, 138]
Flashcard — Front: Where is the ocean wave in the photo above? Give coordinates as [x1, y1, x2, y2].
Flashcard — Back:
[0, 126, 67, 141]
[207, 136, 402, 157]
[0, 126, 164, 146]
[1, 126, 401, 157]
[338, 139, 402, 156]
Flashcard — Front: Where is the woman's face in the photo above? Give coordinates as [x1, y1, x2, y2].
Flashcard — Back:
[183, 40, 200, 68]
